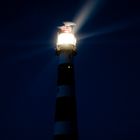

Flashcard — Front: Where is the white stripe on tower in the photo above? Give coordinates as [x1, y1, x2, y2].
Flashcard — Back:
[54, 121, 71, 135]
[56, 85, 74, 97]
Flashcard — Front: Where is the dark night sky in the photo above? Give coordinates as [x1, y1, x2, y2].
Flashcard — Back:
[0, 0, 140, 140]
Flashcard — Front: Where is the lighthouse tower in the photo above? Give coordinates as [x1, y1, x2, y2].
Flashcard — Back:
[54, 22, 78, 140]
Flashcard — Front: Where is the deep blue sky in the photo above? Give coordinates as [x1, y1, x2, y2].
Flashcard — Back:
[0, 0, 140, 140]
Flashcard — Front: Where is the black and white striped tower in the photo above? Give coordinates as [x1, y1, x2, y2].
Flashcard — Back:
[54, 22, 78, 140]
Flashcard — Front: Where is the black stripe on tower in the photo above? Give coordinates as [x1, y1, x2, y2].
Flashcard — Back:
[54, 134, 78, 140]
[57, 63, 75, 86]
[55, 96, 77, 121]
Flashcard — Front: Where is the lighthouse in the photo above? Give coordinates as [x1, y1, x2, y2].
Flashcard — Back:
[54, 22, 78, 140]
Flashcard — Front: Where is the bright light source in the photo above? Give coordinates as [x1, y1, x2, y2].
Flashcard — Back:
[57, 33, 76, 46]
[56, 22, 77, 54]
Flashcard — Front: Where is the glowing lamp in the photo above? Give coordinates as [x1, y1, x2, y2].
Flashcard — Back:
[56, 22, 77, 53]
[57, 33, 76, 46]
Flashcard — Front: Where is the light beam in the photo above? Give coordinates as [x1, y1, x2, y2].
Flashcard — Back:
[79, 17, 140, 40]
[74, 0, 102, 33]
